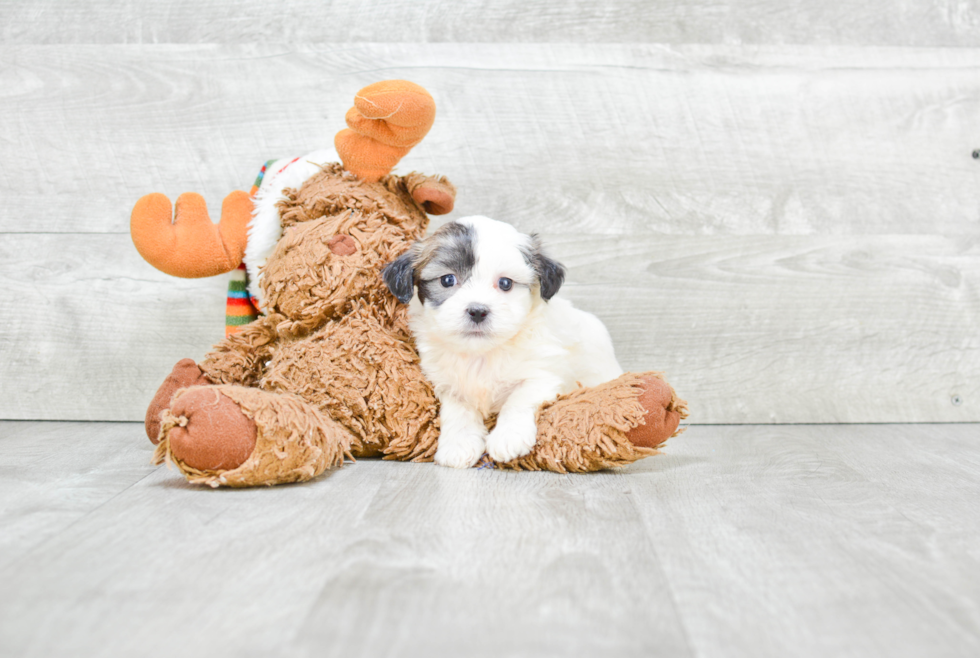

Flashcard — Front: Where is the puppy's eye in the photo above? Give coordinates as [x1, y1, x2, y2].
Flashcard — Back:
[498, 277, 513, 292]
[440, 274, 457, 288]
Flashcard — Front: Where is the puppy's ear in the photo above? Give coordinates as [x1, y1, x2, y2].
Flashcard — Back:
[534, 253, 565, 301]
[382, 249, 417, 304]
[528, 237, 565, 301]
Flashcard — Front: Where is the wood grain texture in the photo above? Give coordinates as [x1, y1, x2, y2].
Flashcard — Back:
[2, 43, 978, 422]
[1, 421, 978, 657]
[0, 421, 157, 572]
[1, 44, 978, 236]
[2, 231, 977, 423]
[0, 234, 226, 422]
[1, 0, 979, 46]
[628, 424, 980, 657]
[555, 232, 980, 424]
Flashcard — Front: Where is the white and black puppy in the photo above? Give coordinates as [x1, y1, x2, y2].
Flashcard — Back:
[382, 216, 623, 468]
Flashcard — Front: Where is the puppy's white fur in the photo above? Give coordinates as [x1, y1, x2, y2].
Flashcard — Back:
[396, 216, 623, 468]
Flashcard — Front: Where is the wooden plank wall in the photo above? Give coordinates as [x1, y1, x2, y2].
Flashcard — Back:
[1, 2, 978, 423]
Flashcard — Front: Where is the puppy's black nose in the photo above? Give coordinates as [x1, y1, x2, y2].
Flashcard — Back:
[466, 304, 490, 324]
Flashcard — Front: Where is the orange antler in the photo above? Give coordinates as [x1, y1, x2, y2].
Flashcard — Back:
[335, 80, 437, 182]
[130, 191, 251, 278]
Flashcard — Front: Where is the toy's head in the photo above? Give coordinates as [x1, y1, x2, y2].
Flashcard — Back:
[130, 80, 456, 334]
[261, 165, 455, 335]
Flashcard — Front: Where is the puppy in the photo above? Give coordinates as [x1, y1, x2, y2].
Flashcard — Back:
[382, 216, 623, 468]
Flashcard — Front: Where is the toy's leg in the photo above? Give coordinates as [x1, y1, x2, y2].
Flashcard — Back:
[163, 386, 257, 471]
[626, 374, 687, 449]
[498, 372, 688, 473]
[153, 385, 353, 487]
[145, 358, 212, 444]
[144, 311, 281, 445]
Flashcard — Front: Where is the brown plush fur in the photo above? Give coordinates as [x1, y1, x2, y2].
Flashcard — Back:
[260, 164, 435, 337]
[193, 166, 443, 467]
[504, 372, 688, 473]
[149, 165, 687, 486]
[262, 301, 440, 462]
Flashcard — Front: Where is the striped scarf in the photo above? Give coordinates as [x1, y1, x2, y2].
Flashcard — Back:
[224, 160, 276, 337]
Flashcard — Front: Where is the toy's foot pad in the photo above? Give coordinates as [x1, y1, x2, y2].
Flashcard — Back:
[146, 358, 212, 444]
[166, 387, 257, 471]
[626, 375, 686, 449]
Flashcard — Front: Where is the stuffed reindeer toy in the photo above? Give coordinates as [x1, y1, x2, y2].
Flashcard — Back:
[131, 80, 687, 487]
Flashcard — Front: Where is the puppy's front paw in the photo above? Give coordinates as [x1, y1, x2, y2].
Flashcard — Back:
[486, 413, 538, 463]
[434, 431, 486, 469]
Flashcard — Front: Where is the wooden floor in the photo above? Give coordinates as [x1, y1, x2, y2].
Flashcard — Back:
[1, 422, 978, 657]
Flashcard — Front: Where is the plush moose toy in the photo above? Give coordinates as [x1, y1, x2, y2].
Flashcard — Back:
[131, 80, 687, 487]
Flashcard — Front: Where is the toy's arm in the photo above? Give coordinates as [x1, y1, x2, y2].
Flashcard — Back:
[200, 313, 284, 387]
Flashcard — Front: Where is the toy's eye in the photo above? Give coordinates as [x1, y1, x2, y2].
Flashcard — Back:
[440, 274, 457, 288]
[498, 277, 513, 292]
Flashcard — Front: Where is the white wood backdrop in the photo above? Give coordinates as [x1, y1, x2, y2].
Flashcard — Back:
[1, 5, 978, 423]
[2, 0, 979, 46]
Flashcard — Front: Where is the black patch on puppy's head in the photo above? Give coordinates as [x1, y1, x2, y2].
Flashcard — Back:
[381, 250, 417, 304]
[416, 222, 475, 306]
[382, 221, 477, 306]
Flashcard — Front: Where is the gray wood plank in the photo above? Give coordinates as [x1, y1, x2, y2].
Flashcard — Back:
[1, 421, 979, 657]
[0, 423, 392, 658]
[0, 421, 156, 570]
[1, 44, 977, 236]
[2, 43, 977, 423]
[291, 465, 691, 657]
[0, 421, 691, 658]
[627, 423, 980, 658]
[0, 233, 226, 422]
[2, 232, 976, 423]
[2, 0, 979, 47]
[554, 232, 980, 424]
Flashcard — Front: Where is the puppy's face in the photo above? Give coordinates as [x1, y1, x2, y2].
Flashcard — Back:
[382, 216, 565, 350]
